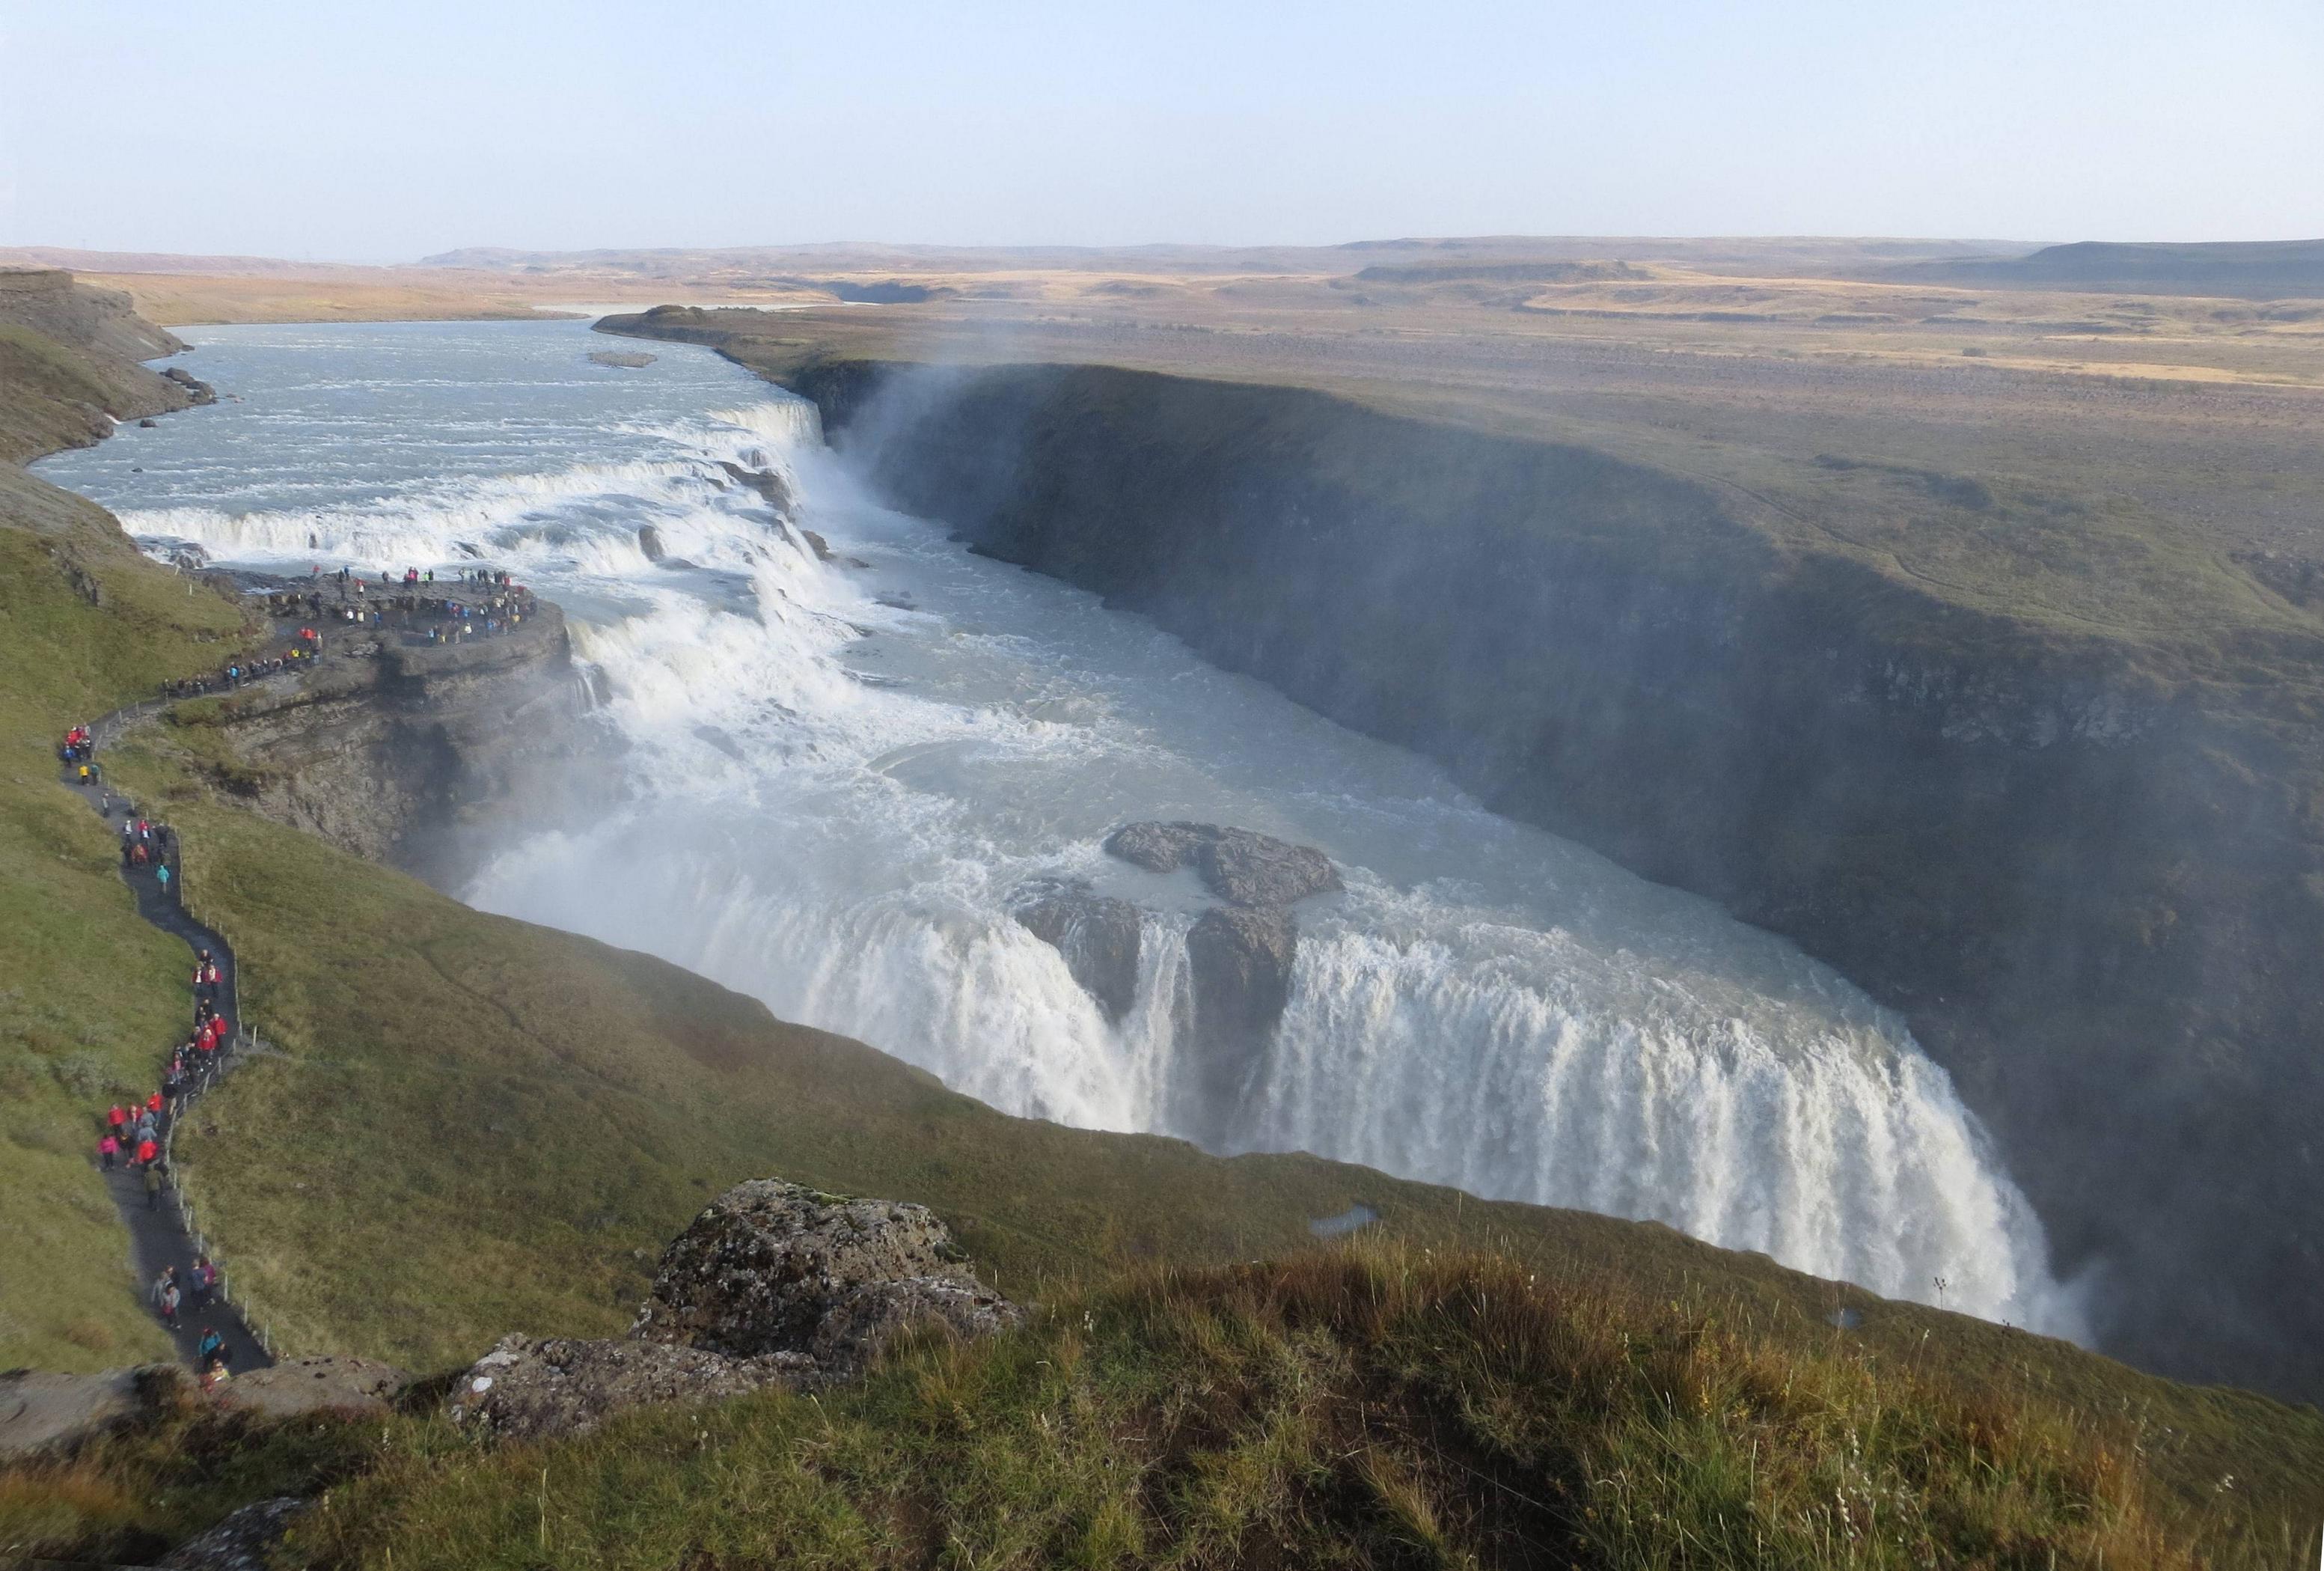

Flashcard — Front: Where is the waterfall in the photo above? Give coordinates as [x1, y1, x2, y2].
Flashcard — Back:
[77, 323, 2088, 1343]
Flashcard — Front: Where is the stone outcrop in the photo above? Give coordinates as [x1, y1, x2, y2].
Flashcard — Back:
[449, 1179, 1021, 1440]
[221, 1355, 409, 1418]
[589, 349, 657, 368]
[634, 1180, 1021, 1373]
[446, 1335, 811, 1442]
[160, 365, 218, 404]
[718, 459, 795, 518]
[0, 1365, 169, 1459]
[637, 522, 667, 561]
[156, 1497, 308, 1571]
[1178, 904, 1298, 1143]
[182, 601, 603, 885]
[1098, 823, 1340, 1142]
[1104, 821, 1341, 908]
[1012, 879, 1143, 1021]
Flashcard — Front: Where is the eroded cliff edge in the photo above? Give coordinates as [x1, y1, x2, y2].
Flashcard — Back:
[171, 604, 601, 886]
[605, 311, 2324, 1401]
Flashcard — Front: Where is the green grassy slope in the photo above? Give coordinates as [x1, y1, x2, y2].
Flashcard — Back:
[9, 1249, 2320, 1568]
[0, 498, 252, 1370]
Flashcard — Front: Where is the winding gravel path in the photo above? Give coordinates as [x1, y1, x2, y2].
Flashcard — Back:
[63, 701, 272, 1376]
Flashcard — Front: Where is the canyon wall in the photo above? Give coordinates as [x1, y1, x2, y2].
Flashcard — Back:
[779, 356, 2323, 1398]
[177, 608, 603, 886]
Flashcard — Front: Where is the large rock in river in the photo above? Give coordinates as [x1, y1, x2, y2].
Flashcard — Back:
[1178, 904, 1300, 1145]
[632, 1180, 1022, 1375]
[1104, 821, 1342, 908]
[1012, 879, 1143, 1020]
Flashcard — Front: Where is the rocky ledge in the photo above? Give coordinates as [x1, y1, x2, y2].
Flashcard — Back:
[1012, 823, 1342, 1147]
[181, 597, 602, 885]
[448, 1180, 1022, 1441]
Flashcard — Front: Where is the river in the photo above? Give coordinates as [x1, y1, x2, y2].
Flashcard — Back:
[36, 317, 2085, 1337]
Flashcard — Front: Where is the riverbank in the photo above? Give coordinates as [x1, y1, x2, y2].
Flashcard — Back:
[600, 305, 2324, 1403]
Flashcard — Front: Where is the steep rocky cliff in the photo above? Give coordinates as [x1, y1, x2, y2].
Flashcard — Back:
[0, 269, 203, 466]
[653, 346, 2323, 1400]
[174, 607, 602, 885]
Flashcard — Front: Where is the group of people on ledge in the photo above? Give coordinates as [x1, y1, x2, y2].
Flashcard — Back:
[155, 630, 324, 701]
[273, 563, 536, 647]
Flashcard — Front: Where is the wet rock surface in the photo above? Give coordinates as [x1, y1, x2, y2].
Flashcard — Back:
[450, 1179, 1021, 1440]
[1102, 822, 1339, 1142]
[1013, 879, 1143, 1020]
[1104, 820, 1341, 908]
[156, 1497, 308, 1570]
[637, 522, 667, 561]
[446, 1334, 811, 1442]
[718, 458, 795, 517]
[1181, 904, 1299, 1143]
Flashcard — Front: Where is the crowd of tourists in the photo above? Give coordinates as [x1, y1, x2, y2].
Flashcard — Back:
[156, 630, 325, 701]
[67, 725, 243, 1388]
[266, 564, 536, 647]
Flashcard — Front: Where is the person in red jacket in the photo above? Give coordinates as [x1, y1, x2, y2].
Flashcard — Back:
[107, 1102, 128, 1135]
[135, 1136, 159, 1167]
[146, 1090, 164, 1115]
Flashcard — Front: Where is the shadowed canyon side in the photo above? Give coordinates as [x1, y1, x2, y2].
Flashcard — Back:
[595, 318, 2324, 1400]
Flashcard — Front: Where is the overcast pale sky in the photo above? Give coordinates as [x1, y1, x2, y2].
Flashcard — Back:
[2, 0, 2317, 260]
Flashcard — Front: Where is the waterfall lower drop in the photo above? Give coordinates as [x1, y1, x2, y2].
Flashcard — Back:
[65, 320, 2086, 1343]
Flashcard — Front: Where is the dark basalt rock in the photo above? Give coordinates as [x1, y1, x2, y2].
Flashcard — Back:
[1104, 821, 1341, 908]
[637, 522, 667, 561]
[1179, 903, 1299, 1146]
[1013, 879, 1143, 1021]
[718, 459, 795, 517]
[159, 365, 217, 404]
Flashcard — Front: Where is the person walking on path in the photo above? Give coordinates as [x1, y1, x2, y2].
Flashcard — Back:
[98, 1132, 118, 1170]
[145, 1161, 164, 1212]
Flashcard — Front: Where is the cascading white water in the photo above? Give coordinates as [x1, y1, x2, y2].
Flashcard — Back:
[40, 320, 2087, 1340]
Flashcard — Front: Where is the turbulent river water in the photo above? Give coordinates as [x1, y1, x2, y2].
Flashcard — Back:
[39, 319, 2086, 1337]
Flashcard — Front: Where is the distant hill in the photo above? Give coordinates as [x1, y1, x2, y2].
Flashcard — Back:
[1352, 259, 1649, 284]
[1890, 239, 2324, 298]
